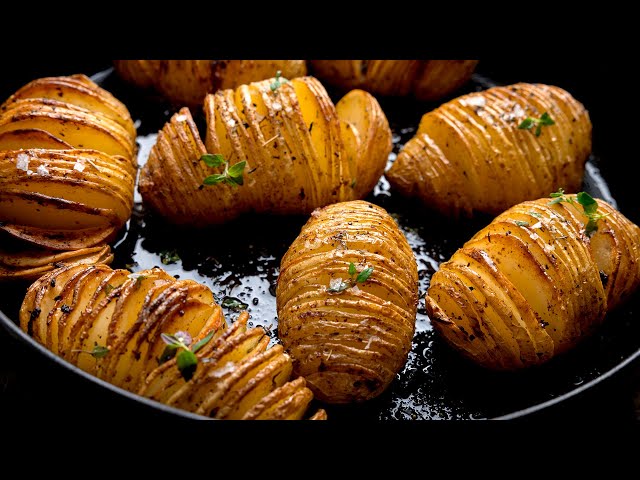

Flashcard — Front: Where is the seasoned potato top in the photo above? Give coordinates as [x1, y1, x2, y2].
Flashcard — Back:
[426, 195, 640, 370]
[277, 200, 419, 403]
[139, 76, 392, 225]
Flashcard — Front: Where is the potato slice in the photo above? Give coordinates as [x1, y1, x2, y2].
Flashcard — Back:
[0, 129, 72, 150]
[335, 89, 391, 199]
[19, 265, 324, 419]
[426, 196, 639, 370]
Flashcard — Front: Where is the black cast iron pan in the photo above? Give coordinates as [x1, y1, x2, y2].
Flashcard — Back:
[0, 60, 638, 420]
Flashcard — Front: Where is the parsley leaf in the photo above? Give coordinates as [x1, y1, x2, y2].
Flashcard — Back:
[356, 267, 374, 283]
[160, 249, 180, 265]
[518, 112, 555, 136]
[548, 189, 608, 236]
[328, 263, 374, 294]
[221, 296, 249, 311]
[158, 329, 215, 381]
[270, 70, 288, 91]
[201, 154, 247, 188]
[515, 220, 530, 227]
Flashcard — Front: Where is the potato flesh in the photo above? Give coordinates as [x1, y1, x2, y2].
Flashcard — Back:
[19, 264, 324, 420]
[310, 60, 478, 101]
[277, 200, 419, 403]
[386, 83, 592, 217]
[139, 76, 391, 226]
[426, 197, 640, 370]
[113, 60, 308, 108]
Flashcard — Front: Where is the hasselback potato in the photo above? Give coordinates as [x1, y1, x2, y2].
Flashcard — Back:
[277, 200, 419, 403]
[140, 76, 392, 225]
[310, 60, 478, 101]
[426, 195, 640, 370]
[114, 60, 307, 108]
[386, 83, 591, 217]
[0, 75, 137, 280]
[20, 264, 326, 420]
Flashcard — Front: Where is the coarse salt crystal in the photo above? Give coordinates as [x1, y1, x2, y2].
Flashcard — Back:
[530, 233, 540, 241]
[226, 118, 236, 128]
[531, 221, 543, 229]
[36, 164, 49, 176]
[16, 153, 29, 171]
[74, 162, 85, 172]
[352, 284, 360, 292]
[26, 169, 34, 176]
[175, 114, 188, 122]
[210, 361, 236, 378]
[465, 96, 486, 108]
[272, 102, 282, 112]
[329, 278, 344, 290]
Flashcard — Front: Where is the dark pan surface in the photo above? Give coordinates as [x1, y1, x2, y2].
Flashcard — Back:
[1, 64, 639, 420]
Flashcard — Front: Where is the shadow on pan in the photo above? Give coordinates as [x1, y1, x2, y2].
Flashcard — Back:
[0, 60, 638, 420]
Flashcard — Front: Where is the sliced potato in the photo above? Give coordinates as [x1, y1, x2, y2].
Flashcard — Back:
[310, 60, 478, 100]
[387, 83, 592, 217]
[19, 265, 325, 420]
[140, 76, 391, 225]
[426, 196, 640, 370]
[277, 200, 419, 403]
[113, 59, 308, 108]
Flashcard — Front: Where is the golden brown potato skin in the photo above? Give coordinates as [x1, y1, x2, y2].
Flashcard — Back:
[114, 60, 308, 108]
[386, 83, 591, 217]
[20, 264, 325, 420]
[310, 60, 478, 101]
[426, 197, 640, 370]
[0, 75, 136, 281]
[277, 200, 419, 403]
[139, 76, 392, 225]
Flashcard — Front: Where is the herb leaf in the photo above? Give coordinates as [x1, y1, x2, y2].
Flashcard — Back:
[548, 189, 607, 236]
[161, 333, 182, 347]
[192, 331, 215, 354]
[518, 112, 555, 136]
[160, 249, 180, 265]
[540, 112, 556, 126]
[91, 343, 109, 359]
[515, 220, 530, 227]
[201, 153, 226, 168]
[176, 350, 198, 381]
[158, 345, 178, 364]
[203, 174, 228, 185]
[328, 263, 373, 293]
[356, 267, 374, 283]
[221, 296, 249, 311]
[200, 154, 247, 188]
[270, 70, 288, 92]
[227, 160, 247, 185]
[576, 191, 598, 216]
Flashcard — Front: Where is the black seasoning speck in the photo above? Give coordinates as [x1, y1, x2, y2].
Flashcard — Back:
[50, 279, 56, 288]
[61, 304, 71, 314]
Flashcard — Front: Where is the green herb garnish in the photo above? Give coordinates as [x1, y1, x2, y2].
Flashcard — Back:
[158, 330, 215, 381]
[518, 112, 555, 136]
[515, 220, 530, 227]
[201, 154, 247, 187]
[528, 211, 543, 218]
[548, 189, 608, 236]
[160, 249, 180, 265]
[327, 262, 374, 293]
[221, 296, 249, 311]
[270, 70, 288, 92]
[73, 342, 109, 359]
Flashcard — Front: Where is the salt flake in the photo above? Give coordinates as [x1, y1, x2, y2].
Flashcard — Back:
[36, 164, 49, 176]
[16, 153, 29, 171]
